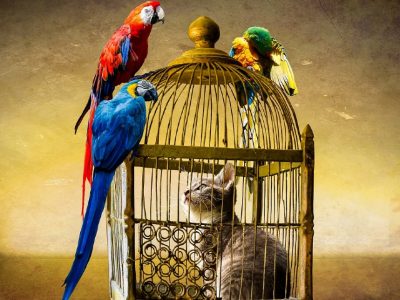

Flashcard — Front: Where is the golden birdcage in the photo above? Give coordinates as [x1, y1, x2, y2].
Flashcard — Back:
[106, 16, 314, 300]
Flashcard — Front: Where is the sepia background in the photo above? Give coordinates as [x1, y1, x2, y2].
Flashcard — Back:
[0, 0, 399, 299]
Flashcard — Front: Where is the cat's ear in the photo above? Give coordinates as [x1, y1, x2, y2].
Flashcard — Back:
[215, 162, 235, 187]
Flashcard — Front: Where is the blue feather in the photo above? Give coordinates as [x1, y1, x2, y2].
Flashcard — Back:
[121, 37, 130, 67]
[228, 47, 235, 57]
[63, 80, 154, 300]
[246, 83, 255, 105]
[62, 170, 114, 300]
[98, 77, 117, 102]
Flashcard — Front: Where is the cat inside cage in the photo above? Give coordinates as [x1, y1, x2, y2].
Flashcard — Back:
[127, 159, 300, 300]
[180, 162, 291, 299]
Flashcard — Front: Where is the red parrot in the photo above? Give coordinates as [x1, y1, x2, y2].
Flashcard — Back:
[75, 1, 165, 216]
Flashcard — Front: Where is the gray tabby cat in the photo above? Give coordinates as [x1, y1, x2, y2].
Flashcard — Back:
[181, 162, 290, 299]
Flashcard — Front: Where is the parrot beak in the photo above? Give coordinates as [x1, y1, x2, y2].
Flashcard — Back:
[152, 6, 165, 24]
[134, 80, 158, 102]
[151, 14, 159, 24]
[144, 88, 158, 102]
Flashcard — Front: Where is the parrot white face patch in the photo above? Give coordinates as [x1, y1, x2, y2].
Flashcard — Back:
[136, 80, 156, 98]
[140, 6, 154, 25]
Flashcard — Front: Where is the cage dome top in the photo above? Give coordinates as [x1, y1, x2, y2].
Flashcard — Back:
[141, 16, 301, 150]
[168, 16, 240, 66]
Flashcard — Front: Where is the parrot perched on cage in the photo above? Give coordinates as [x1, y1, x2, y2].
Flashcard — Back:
[230, 27, 298, 194]
[75, 1, 164, 217]
[230, 26, 298, 97]
[62, 80, 158, 300]
[229, 26, 298, 148]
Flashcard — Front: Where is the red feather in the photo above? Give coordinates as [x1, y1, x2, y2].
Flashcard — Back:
[81, 95, 96, 216]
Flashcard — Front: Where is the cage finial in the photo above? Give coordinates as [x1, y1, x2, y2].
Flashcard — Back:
[168, 16, 238, 66]
[188, 16, 220, 48]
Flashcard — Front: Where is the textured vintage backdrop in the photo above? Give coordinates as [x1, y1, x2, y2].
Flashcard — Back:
[0, 0, 399, 299]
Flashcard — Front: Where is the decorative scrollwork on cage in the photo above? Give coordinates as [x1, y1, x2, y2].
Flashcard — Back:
[136, 223, 220, 299]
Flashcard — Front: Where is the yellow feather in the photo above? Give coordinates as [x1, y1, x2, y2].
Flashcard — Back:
[231, 37, 263, 73]
[281, 56, 298, 95]
[269, 39, 298, 95]
[127, 83, 138, 97]
[270, 51, 281, 66]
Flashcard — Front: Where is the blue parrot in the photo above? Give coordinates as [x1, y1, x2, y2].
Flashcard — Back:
[62, 79, 158, 300]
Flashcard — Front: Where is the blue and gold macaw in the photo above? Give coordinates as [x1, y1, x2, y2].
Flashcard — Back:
[62, 79, 158, 300]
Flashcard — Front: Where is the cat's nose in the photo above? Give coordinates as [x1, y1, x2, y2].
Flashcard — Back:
[184, 190, 190, 196]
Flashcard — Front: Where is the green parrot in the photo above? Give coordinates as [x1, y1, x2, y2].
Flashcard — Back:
[229, 27, 298, 195]
[230, 26, 298, 96]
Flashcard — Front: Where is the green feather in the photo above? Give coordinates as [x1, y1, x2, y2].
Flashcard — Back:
[243, 27, 273, 55]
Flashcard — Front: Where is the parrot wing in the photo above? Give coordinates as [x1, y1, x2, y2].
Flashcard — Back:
[269, 38, 298, 96]
[97, 24, 139, 87]
[230, 37, 263, 73]
[74, 24, 139, 132]
[91, 94, 146, 171]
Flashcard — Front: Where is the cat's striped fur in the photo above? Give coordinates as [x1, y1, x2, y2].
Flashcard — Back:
[181, 162, 291, 299]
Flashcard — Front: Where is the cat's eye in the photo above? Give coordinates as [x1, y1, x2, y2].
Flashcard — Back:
[199, 183, 208, 190]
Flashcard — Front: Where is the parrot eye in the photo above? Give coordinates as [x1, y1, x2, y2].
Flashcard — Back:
[136, 86, 145, 97]
[143, 6, 153, 14]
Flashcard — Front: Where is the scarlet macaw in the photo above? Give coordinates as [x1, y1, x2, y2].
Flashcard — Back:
[75, 1, 165, 216]
[63, 80, 158, 300]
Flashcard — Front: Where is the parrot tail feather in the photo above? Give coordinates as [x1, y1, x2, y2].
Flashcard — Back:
[63, 170, 115, 300]
[74, 95, 92, 134]
[81, 93, 98, 217]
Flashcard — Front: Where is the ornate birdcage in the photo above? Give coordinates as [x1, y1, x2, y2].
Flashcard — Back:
[107, 16, 314, 300]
